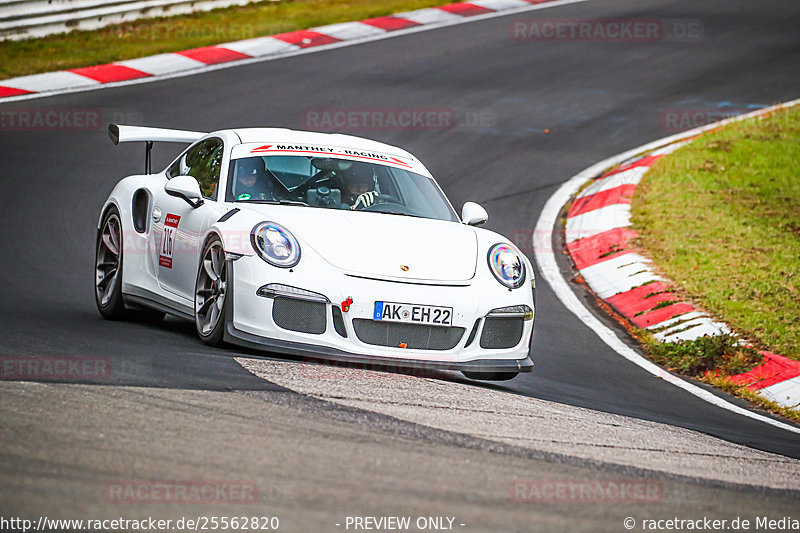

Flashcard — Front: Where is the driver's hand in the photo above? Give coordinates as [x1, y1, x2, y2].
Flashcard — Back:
[351, 191, 379, 210]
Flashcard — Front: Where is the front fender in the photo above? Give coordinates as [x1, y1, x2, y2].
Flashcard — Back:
[206, 208, 262, 257]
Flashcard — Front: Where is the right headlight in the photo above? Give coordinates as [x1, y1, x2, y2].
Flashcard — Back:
[251, 222, 301, 268]
[487, 243, 525, 289]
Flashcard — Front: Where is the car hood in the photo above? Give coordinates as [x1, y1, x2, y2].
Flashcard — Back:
[243, 206, 478, 282]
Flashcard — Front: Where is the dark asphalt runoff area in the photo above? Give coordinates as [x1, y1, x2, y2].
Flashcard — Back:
[1, 0, 799, 529]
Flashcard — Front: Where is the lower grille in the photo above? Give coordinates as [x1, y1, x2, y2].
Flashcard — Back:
[352, 319, 464, 350]
[480, 317, 523, 349]
[272, 297, 327, 334]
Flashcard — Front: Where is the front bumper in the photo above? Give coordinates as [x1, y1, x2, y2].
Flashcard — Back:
[223, 256, 535, 373]
[225, 323, 532, 372]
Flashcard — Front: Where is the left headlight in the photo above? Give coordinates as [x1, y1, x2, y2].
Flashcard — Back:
[251, 221, 301, 268]
[487, 243, 525, 289]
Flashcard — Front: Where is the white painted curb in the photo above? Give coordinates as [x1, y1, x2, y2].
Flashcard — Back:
[533, 98, 800, 433]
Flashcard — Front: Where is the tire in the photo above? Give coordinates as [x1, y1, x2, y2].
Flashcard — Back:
[461, 371, 519, 381]
[95, 207, 165, 322]
[195, 236, 227, 346]
[95, 208, 127, 319]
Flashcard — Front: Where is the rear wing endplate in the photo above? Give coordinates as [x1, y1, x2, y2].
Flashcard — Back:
[108, 124, 207, 174]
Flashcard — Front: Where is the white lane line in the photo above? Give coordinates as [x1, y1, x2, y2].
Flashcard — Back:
[0, 0, 590, 104]
[533, 100, 800, 435]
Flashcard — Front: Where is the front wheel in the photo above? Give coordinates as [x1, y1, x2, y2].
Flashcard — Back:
[195, 237, 228, 346]
[462, 371, 519, 381]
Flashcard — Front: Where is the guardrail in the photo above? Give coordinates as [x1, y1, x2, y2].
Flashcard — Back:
[0, 0, 273, 40]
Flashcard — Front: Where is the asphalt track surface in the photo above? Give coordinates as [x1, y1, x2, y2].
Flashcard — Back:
[1, 0, 800, 528]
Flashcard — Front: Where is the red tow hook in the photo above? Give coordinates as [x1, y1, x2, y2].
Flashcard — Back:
[341, 297, 353, 312]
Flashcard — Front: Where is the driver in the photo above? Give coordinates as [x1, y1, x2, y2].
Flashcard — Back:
[341, 163, 379, 209]
[234, 158, 273, 200]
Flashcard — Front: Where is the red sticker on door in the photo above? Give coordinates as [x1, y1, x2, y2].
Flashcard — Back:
[159, 214, 181, 268]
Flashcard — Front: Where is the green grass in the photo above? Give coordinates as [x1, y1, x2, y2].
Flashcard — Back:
[641, 333, 762, 378]
[0, 0, 449, 80]
[631, 106, 800, 360]
[630, 331, 800, 423]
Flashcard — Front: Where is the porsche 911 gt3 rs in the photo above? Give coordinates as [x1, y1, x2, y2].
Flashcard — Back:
[95, 124, 535, 380]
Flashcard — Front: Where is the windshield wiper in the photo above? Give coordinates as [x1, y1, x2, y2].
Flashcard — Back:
[364, 209, 424, 219]
[242, 199, 310, 207]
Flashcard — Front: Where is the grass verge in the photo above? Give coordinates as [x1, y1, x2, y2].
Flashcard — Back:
[641, 334, 762, 377]
[635, 332, 800, 422]
[631, 105, 800, 360]
[0, 0, 450, 80]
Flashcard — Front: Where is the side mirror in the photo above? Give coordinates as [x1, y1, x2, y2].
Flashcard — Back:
[461, 201, 488, 226]
[165, 175, 204, 208]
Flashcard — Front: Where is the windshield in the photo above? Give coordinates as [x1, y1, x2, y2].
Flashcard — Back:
[225, 155, 458, 222]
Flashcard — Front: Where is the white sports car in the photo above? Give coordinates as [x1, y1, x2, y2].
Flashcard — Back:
[96, 124, 535, 380]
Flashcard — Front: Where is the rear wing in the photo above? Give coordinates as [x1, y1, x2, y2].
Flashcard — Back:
[108, 124, 207, 174]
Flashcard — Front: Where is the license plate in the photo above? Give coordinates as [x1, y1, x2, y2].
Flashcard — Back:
[373, 301, 453, 327]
